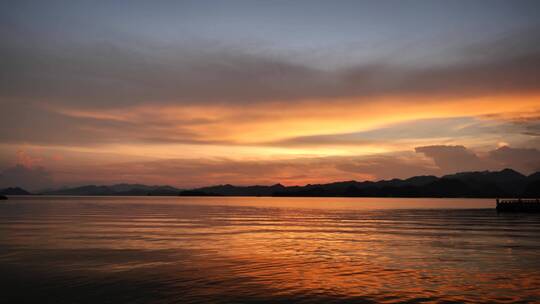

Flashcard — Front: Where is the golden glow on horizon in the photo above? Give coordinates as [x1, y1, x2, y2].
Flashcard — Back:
[53, 93, 540, 147]
[8, 92, 537, 188]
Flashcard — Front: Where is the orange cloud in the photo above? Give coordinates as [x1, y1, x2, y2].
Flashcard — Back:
[15, 150, 43, 168]
[51, 92, 540, 148]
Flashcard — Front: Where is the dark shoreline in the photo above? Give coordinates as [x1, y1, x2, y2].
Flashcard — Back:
[0, 194, 525, 199]
[4, 168, 540, 199]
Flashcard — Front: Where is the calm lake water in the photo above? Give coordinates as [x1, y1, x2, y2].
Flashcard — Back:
[1, 196, 540, 303]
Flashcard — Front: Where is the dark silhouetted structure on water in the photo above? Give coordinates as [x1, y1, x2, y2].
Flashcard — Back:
[496, 198, 540, 212]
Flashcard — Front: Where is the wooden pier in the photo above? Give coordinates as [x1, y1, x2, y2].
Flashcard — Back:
[496, 198, 540, 212]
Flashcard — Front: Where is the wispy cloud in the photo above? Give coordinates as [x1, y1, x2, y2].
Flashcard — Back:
[2, 27, 540, 108]
[1, 3, 540, 186]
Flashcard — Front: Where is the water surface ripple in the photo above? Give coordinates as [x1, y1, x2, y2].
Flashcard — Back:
[1, 196, 539, 303]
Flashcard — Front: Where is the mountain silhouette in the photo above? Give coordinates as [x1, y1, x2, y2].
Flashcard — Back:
[6, 168, 540, 198]
[0, 187, 31, 195]
[41, 184, 181, 196]
[186, 169, 539, 198]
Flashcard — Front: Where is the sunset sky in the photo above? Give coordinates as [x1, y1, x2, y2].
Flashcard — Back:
[1, 0, 540, 190]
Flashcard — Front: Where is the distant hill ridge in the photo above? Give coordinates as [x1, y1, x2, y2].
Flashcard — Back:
[0, 187, 31, 195]
[39, 183, 181, 196]
[187, 168, 539, 198]
[2, 168, 540, 198]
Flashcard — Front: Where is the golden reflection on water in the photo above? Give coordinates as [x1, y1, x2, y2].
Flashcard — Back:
[1, 196, 540, 303]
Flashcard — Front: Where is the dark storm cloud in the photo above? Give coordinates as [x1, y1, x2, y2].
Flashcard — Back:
[415, 145, 489, 172]
[343, 49, 540, 98]
[0, 37, 327, 108]
[1, 26, 540, 109]
[416, 145, 540, 174]
[489, 146, 540, 172]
